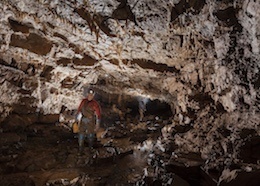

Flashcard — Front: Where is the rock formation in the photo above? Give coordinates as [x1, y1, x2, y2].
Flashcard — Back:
[0, 0, 259, 185]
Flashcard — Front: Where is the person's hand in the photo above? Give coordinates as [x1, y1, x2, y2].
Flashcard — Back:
[95, 119, 100, 132]
[94, 124, 100, 132]
[76, 112, 82, 121]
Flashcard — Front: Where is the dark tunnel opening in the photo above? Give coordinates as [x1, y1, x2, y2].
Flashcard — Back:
[125, 98, 173, 120]
[92, 88, 173, 123]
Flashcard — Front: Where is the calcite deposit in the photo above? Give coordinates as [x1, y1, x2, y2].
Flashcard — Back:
[0, 0, 259, 185]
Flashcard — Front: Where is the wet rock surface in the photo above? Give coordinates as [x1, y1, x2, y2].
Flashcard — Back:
[0, 115, 181, 186]
[1, 112, 259, 186]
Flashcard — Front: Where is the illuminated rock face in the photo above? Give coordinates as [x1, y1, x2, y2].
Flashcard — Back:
[0, 0, 259, 177]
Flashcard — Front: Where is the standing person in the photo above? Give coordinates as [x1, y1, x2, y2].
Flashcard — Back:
[76, 88, 101, 156]
[138, 97, 148, 122]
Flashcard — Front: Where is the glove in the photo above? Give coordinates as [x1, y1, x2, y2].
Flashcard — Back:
[76, 112, 82, 121]
[96, 118, 101, 125]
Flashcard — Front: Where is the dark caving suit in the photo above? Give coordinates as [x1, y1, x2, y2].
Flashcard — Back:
[76, 93, 101, 154]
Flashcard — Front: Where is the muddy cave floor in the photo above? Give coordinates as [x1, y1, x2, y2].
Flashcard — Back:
[1, 115, 260, 186]
[0, 115, 191, 186]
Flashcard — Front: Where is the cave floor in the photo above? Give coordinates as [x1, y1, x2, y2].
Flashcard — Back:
[0, 118, 189, 186]
[1, 117, 260, 186]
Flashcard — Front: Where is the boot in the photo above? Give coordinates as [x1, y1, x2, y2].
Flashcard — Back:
[78, 145, 83, 156]
[85, 147, 95, 164]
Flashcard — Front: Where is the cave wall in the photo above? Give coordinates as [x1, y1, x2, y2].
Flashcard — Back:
[0, 0, 259, 166]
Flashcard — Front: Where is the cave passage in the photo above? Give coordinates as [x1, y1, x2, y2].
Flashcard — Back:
[0, 91, 190, 186]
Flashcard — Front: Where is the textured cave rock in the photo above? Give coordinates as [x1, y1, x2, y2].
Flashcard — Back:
[0, 0, 259, 184]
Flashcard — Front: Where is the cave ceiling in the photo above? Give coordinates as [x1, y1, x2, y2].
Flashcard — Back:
[0, 0, 259, 122]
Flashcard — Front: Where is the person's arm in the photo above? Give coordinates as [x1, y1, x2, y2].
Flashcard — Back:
[93, 100, 101, 131]
[94, 101, 101, 119]
[77, 99, 86, 114]
[76, 99, 86, 121]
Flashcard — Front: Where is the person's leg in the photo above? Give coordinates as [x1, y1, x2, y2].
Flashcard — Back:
[78, 132, 85, 154]
[86, 133, 95, 149]
[86, 133, 97, 164]
[78, 117, 89, 155]
[139, 108, 144, 121]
